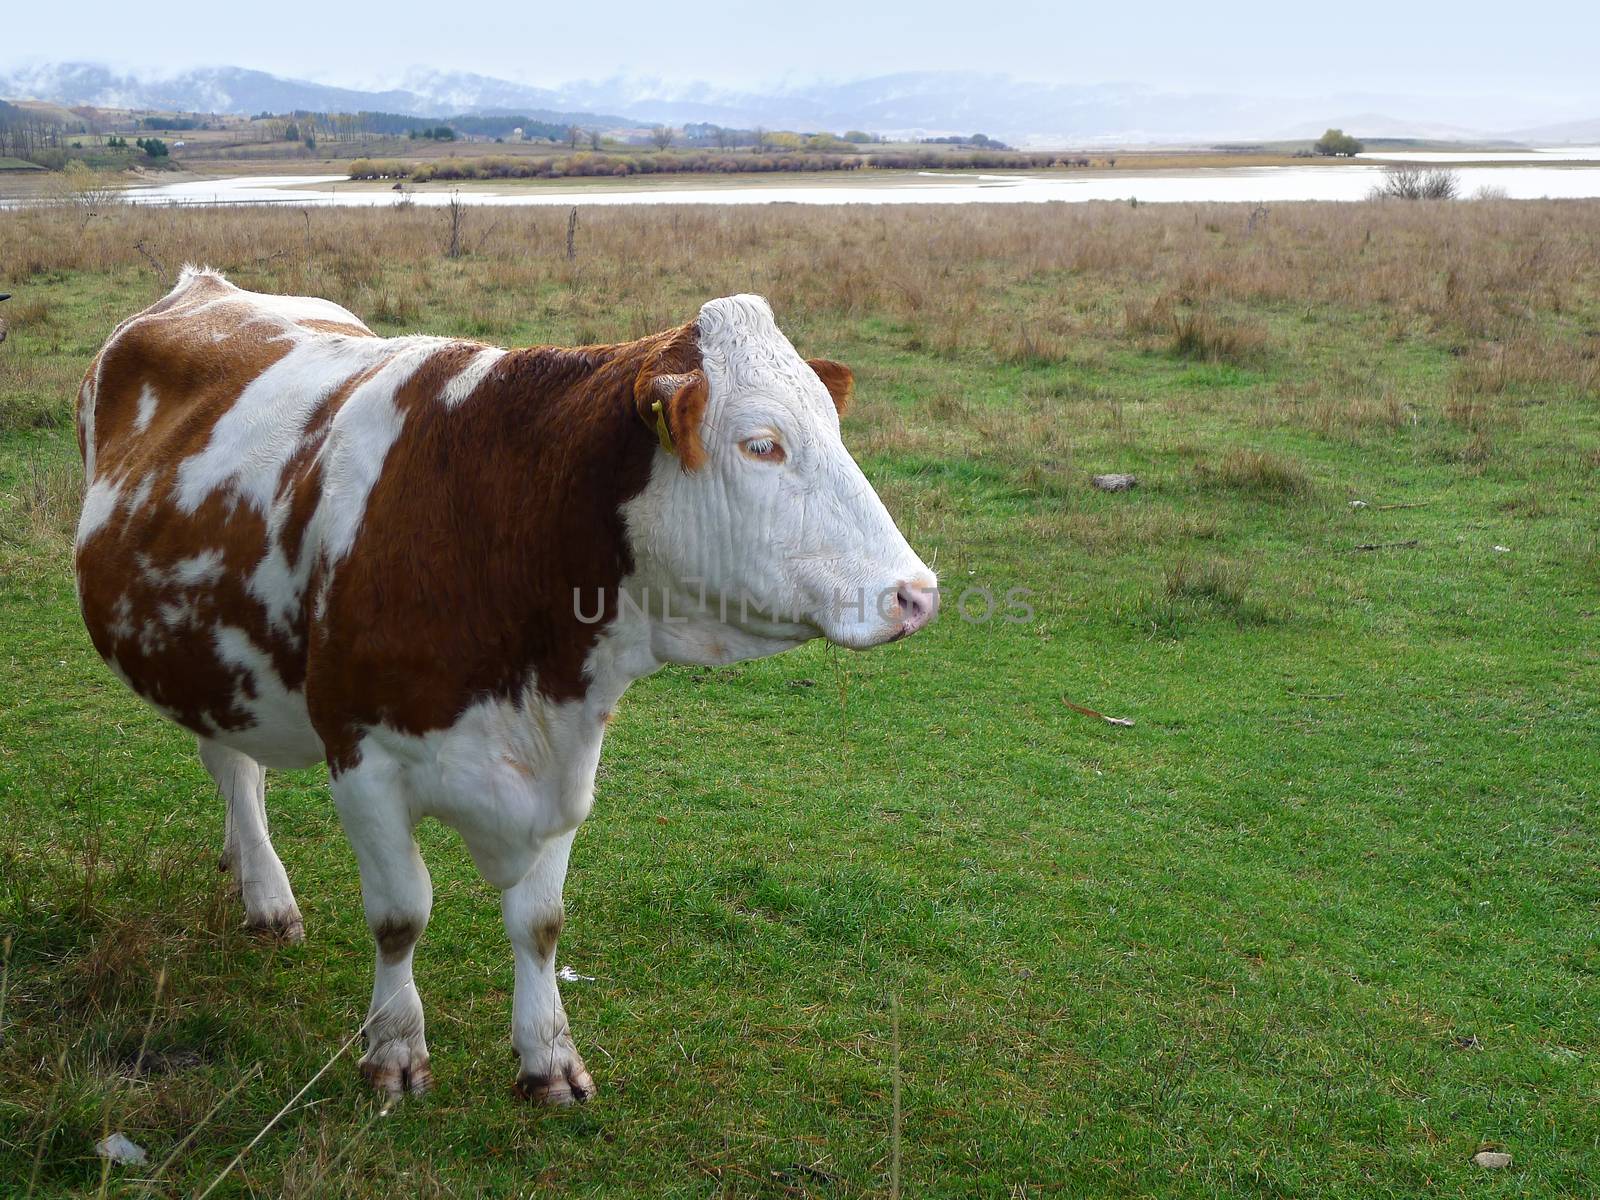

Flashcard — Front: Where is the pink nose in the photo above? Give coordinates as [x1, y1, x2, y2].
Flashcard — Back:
[895, 578, 939, 636]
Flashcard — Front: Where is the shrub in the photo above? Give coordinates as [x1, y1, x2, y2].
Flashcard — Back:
[1370, 166, 1459, 201]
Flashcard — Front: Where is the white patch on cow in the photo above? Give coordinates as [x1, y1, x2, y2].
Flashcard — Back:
[108, 594, 136, 641]
[209, 625, 322, 768]
[174, 335, 399, 517]
[133, 383, 159, 433]
[248, 547, 300, 639]
[138, 618, 168, 656]
[76, 478, 123, 545]
[173, 550, 225, 586]
[440, 347, 506, 408]
[124, 473, 156, 517]
[312, 339, 445, 563]
[343, 621, 653, 890]
[78, 377, 98, 480]
[159, 599, 195, 628]
[230, 287, 370, 329]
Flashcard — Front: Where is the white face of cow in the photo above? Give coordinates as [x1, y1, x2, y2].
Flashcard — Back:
[625, 295, 938, 659]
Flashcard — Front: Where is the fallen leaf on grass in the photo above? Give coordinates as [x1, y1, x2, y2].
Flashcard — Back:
[1063, 699, 1135, 727]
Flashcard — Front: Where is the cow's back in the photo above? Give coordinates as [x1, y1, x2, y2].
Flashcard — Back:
[73, 268, 447, 767]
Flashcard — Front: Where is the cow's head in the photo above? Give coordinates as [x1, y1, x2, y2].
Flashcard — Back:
[625, 295, 937, 661]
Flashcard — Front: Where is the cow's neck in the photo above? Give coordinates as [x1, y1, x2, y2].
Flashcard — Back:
[466, 332, 688, 704]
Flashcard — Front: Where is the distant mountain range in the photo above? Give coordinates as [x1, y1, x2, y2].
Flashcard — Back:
[2, 61, 1595, 146]
[0, 63, 631, 130]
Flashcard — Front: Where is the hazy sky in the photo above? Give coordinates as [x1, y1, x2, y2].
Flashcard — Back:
[5, 0, 1597, 104]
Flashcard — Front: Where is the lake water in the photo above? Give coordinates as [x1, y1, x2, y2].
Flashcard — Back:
[95, 147, 1600, 208]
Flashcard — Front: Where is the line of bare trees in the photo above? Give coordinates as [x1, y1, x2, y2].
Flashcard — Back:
[0, 101, 73, 159]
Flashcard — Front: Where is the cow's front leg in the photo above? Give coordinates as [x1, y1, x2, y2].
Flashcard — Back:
[503, 830, 594, 1104]
[333, 764, 434, 1099]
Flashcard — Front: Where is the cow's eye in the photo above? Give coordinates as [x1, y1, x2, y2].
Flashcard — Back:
[740, 436, 786, 464]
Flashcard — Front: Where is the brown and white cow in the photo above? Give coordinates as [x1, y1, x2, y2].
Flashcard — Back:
[74, 268, 937, 1104]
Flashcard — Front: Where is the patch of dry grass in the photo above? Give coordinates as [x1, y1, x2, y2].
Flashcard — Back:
[0, 199, 1595, 392]
[1195, 448, 1312, 497]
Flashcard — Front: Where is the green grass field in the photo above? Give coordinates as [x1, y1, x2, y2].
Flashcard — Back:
[1, 199, 1597, 1197]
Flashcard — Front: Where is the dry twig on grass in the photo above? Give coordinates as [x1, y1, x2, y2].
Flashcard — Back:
[1063, 699, 1135, 727]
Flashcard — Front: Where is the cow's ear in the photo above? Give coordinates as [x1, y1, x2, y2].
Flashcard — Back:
[634, 368, 709, 470]
[807, 359, 853, 417]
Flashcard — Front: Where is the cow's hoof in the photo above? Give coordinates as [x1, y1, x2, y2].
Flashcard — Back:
[361, 1043, 432, 1099]
[513, 1063, 596, 1106]
[245, 911, 305, 943]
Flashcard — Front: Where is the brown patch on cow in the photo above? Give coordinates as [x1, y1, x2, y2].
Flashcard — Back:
[300, 318, 375, 337]
[807, 358, 854, 417]
[597, 709, 614, 726]
[533, 912, 564, 960]
[373, 915, 422, 961]
[311, 322, 702, 770]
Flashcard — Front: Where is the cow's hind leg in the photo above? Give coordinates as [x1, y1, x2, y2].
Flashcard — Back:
[332, 756, 433, 1098]
[503, 831, 595, 1105]
[199, 738, 303, 941]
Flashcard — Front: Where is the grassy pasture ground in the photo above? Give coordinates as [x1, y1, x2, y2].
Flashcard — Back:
[1, 199, 1598, 1197]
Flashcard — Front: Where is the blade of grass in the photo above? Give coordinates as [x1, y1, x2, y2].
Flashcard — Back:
[192, 982, 413, 1200]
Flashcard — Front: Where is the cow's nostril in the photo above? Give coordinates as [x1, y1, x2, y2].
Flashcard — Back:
[895, 579, 939, 632]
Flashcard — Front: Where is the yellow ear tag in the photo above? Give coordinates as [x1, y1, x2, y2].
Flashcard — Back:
[651, 397, 675, 453]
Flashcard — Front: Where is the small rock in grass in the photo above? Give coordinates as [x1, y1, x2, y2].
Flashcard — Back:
[95, 1133, 149, 1167]
[1472, 1150, 1512, 1170]
[1091, 473, 1138, 493]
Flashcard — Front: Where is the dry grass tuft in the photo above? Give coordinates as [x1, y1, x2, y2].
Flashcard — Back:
[1169, 308, 1269, 365]
[1164, 557, 1253, 609]
[1306, 392, 1415, 438]
[1195, 448, 1311, 497]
